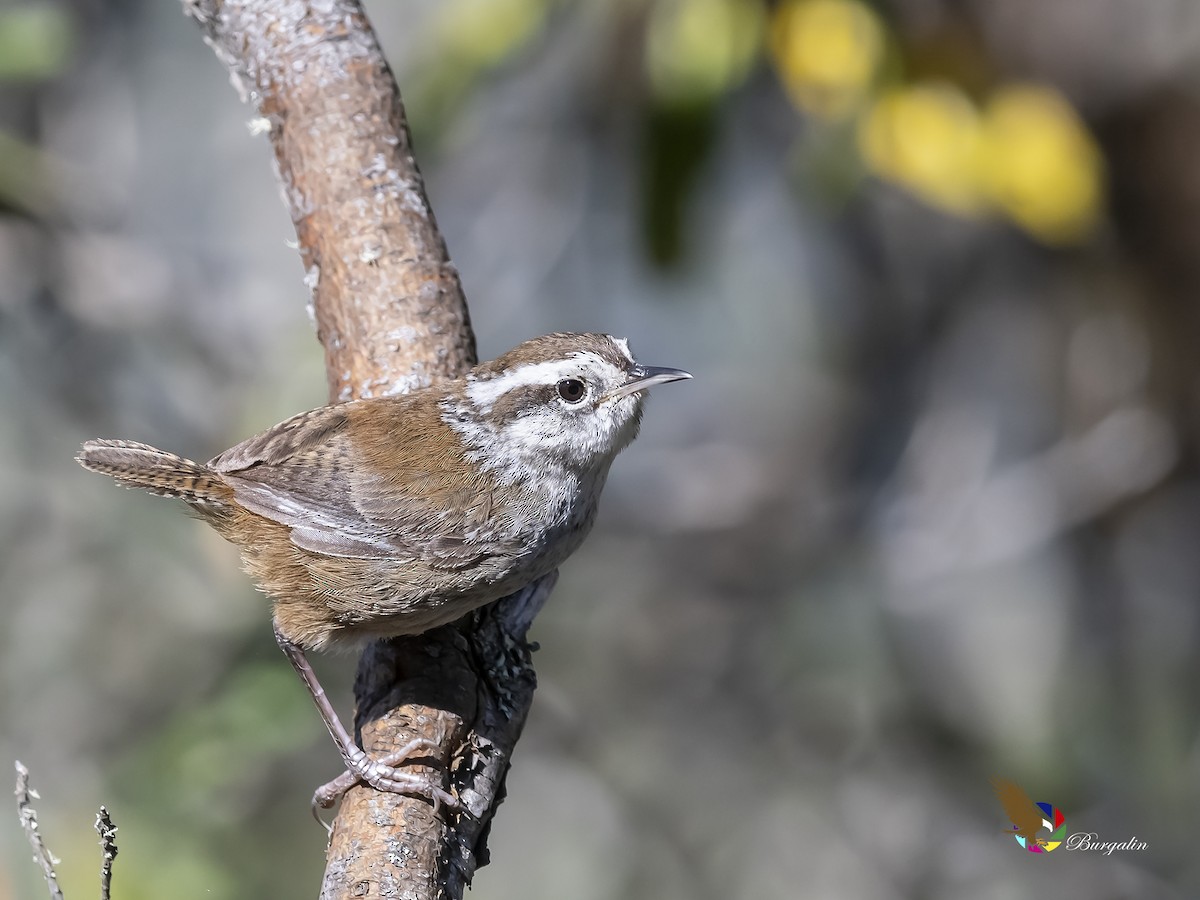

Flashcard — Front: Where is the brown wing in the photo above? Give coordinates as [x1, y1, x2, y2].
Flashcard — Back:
[990, 777, 1045, 838]
[341, 400, 506, 569]
[209, 398, 501, 565]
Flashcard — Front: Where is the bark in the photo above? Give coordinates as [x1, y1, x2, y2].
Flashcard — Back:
[181, 2, 549, 896]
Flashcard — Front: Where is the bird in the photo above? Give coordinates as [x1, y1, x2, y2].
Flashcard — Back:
[990, 777, 1048, 848]
[77, 332, 691, 809]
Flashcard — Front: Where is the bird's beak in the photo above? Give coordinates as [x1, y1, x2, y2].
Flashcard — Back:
[602, 364, 692, 402]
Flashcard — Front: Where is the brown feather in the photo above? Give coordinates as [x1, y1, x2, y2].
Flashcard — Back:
[77, 440, 232, 505]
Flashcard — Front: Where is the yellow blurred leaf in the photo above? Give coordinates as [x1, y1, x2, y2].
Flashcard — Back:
[980, 85, 1104, 244]
[771, 0, 884, 121]
[859, 82, 984, 215]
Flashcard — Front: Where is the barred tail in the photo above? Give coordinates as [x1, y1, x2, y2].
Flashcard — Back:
[77, 439, 232, 505]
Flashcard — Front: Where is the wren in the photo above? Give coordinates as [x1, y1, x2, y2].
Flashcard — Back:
[78, 332, 690, 809]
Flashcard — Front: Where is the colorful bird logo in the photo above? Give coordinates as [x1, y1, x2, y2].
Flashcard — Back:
[990, 777, 1067, 853]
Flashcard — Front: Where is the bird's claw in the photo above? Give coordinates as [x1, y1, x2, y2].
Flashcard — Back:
[311, 738, 459, 818]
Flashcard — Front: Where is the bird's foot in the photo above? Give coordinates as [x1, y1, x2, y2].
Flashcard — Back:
[312, 739, 459, 816]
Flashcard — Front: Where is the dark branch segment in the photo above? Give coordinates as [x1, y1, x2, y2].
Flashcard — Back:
[95, 806, 119, 900]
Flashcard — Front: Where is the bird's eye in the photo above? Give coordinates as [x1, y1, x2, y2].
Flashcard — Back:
[557, 378, 586, 403]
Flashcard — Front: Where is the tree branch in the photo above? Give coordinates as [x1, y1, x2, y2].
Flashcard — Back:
[14, 761, 64, 900]
[183, 0, 475, 396]
[13, 763, 121, 900]
[181, 3, 549, 897]
[94, 806, 118, 900]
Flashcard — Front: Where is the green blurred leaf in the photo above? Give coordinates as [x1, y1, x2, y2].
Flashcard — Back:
[646, 0, 765, 106]
[0, 4, 73, 80]
[0, 128, 54, 214]
[640, 101, 717, 267]
[115, 661, 316, 822]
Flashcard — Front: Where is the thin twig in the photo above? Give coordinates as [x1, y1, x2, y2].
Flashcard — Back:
[14, 760, 65, 900]
[95, 806, 118, 900]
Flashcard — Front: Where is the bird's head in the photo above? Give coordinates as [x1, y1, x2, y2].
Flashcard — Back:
[450, 332, 691, 473]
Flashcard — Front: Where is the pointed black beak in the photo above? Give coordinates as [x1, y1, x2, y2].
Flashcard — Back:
[603, 364, 692, 402]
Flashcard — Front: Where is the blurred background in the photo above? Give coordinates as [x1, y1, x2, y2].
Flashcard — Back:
[1, 0, 1199, 896]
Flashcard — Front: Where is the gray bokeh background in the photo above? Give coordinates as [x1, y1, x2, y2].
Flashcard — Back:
[2, 1, 1199, 897]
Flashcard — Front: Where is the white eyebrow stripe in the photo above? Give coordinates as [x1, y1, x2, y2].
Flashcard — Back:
[466, 354, 607, 410]
[610, 336, 634, 364]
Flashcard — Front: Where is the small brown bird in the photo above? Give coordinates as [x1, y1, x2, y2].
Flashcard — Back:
[990, 777, 1047, 847]
[78, 332, 690, 808]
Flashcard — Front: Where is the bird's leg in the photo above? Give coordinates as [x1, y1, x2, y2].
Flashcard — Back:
[272, 625, 458, 814]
